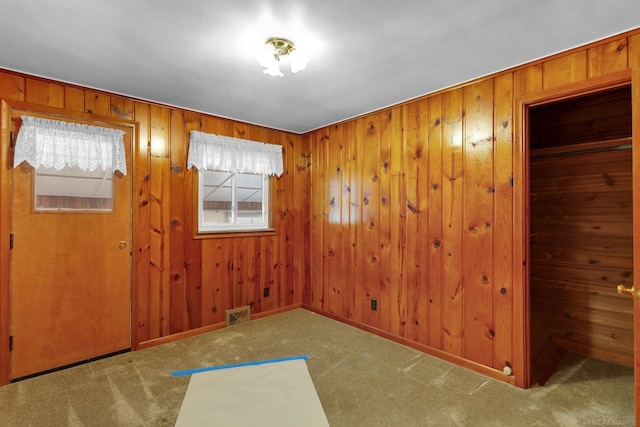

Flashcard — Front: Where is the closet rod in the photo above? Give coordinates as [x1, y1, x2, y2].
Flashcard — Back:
[530, 143, 631, 160]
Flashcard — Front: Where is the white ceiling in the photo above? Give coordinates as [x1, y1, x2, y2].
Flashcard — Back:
[1, 1, 639, 134]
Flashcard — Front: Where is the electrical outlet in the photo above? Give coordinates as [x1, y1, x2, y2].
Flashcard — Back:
[371, 299, 377, 311]
[263, 287, 270, 297]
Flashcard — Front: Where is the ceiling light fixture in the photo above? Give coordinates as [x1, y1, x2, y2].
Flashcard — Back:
[256, 37, 309, 77]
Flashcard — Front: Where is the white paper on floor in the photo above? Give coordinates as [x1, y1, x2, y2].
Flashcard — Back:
[174, 358, 330, 427]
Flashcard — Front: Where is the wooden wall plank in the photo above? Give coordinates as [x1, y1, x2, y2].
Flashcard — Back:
[543, 51, 588, 90]
[111, 95, 134, 120]
[462, 80, 495, 366]
[273, 131, 290, 309]
[589, 37, 629, 78]
[492, 73, 514, 371]
[388, 108, 405, 337]
[183, 111, 203, 329]
[149, 105, 171, 338]
[360, 114, 381, 329]
[133, 101, 151, 345]
[169, 109, 188, 333]
[325, 123, 344, 316]
[378, 110, 393, 333]
[427, 95, 444, 349]
[403, 102, 419, 340]
[294, 134, 310, 306]
[24, 78, 63, 107]
[441, 89, 464, 356]
[309, 129, 327, 310]
[201, 239, 231, 324]
[403, 101, 429, 343]
[0, 71, 24, 101]
[64, 87, 84, 112]
[416, 103, 430, 345]
[84, 90, 110, 116]
[340, 121, 355, 321]
[350, 120, 365, 323]
[513, 64, 543, 98]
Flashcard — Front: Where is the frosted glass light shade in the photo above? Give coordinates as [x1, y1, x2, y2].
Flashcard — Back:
[289, 50, 309, 73]
[255, 38, 308, 76]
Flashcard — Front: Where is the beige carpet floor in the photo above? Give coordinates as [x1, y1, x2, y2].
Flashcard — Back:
[0, 308, 634, 426]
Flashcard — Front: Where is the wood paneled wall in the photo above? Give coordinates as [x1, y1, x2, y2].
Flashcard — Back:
[307, 77, 515, 372]
[306, 31, 640, 384]
[0, 71, 309, 354]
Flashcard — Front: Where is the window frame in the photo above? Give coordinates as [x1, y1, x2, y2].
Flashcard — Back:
[194, 168, 275, 236]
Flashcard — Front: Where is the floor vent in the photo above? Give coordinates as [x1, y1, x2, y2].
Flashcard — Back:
[225, 305, 251, 326]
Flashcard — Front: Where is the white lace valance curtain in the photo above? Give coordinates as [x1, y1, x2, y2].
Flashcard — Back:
[187, 130, 283, 177]
[13, 116, 127, 175]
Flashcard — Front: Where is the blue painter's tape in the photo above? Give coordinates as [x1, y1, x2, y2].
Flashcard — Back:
[171, 355, 310, 377]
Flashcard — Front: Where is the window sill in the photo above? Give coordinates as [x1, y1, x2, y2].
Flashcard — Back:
[193, 228, 276, 239]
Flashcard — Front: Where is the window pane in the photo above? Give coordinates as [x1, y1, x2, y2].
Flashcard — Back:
[34, 166, 113, 211]
[201, 170, 233, 225]
[199, 170, 268, 232]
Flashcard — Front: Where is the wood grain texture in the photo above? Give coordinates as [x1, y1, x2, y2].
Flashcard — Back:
[589, 38, 628, 78]
[169, 109, 189, 333]
[427, 95, 444, 349]
[133, 102, 152, 344]
[543, 51, 588, 90]
[529, 145, 633, 365]
[25, 78, 63, 107]
[64, 87, 84, 112]
[441, 89, 464, 356]
[492, 73, 514, 371]
[462, 80, 494, 366]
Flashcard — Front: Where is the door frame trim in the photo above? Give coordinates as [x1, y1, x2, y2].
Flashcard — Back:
[512, 69, 632, 389]
[0, 99, 140, 385]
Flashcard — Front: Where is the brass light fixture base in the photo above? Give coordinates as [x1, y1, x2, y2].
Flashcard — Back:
[265, 37, 296, 61]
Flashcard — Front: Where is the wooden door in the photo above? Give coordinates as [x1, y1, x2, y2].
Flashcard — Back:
[10, 113, 132, 379]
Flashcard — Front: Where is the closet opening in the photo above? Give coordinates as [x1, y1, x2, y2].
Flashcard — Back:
[527, 85, 633, 386]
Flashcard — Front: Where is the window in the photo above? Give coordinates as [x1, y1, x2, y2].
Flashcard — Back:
[187, 130, 283, 235]
[198, 170, 271, 233]
[35, 165, 113, 211]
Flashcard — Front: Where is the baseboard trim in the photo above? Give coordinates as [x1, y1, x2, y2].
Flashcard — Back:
[136, 303, 302, 350]
[302, 304, 517, 386]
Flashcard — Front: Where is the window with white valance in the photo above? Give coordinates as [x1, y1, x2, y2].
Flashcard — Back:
[187, 131, 283, 234]
[13, 116, 127, 175]
[187, 130, 283, 177]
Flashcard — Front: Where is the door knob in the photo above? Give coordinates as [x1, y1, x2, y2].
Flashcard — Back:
[118, 241, 127, 250]
[616, 284, 635, 296]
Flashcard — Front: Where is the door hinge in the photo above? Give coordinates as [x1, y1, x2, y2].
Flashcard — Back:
[10, 131, 15, 148]
[9, 336, 13, 352]
[9, 233, 13, 250]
